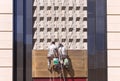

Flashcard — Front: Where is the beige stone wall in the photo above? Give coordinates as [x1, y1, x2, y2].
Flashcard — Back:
[32, 50, 87, 78]
[107, 0, 120, 81]
[0, 0, 13, 81]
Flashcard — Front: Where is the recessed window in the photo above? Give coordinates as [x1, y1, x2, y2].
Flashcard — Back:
[55, 39, 58, 42]
[83, 39, 87, 42]
[47, 6, 51, 10]
[61, 6, 66, 10]
[54, 28, 59, 32]
[54, 6, 59, 10]
[40, 17, 44, 21]
[76, 6, 80, 10]
[76, 17, 80, 21]
[83, 17, 87, 21]
[69, 28, 73, 32]
[76, 28, 80, 32]
[83, 7, 87, 10]
[62, 17, 66, 21]
[62, 39, 66, 42]
[47, 39, 51, 42]
[40, 39, 44, 42]
[69, 17, 73, 21]
[69, 6, 73, 10]
[47, 28, 51, 31]
[40, 6, 44, 10]
[69, 39, 73, 42]
[54, 17, 59, 21]
[40, 28, 44, 31]
[62, 28, 66, 32]
[83, 28, 87, 32]
[76, 39, 80, 42]
[47, 17, 51, 21]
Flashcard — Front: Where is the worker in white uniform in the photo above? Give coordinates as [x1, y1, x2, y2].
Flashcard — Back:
[47, 41, 58, 70]
[58, 44, 69, 66]
[58, 43, 67, 59]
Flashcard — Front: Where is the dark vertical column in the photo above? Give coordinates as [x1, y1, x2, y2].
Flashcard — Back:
[13, 0, 33, 81]
[24, 0, 32, 81]
[13, 0, 24, 81]
[87, 0, 96, 80]
[88, 0, 107, 81]
[96, 0, 107, 81]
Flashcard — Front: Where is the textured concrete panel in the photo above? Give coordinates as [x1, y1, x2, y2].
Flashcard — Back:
[33, 0, 87, 50]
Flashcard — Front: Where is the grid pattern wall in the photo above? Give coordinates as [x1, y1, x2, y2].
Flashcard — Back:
[0, 0, 13, 81]
[33, 0, 87, 50]
[107, 0, 120, 81]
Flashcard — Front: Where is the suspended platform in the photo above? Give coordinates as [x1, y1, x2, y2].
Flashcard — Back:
[32, 50, 87, 78]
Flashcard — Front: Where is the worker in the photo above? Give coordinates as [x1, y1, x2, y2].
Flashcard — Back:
[47, 41, 58, 70]
[58, 43, 69, 67]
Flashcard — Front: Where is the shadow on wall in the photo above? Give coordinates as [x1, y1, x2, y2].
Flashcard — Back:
[64, 56, 75, 77]
[52, 56, 75, 78]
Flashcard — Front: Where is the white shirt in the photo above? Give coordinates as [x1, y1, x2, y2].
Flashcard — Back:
[58, 47, 66, 55]
[48, 44, 57, 56]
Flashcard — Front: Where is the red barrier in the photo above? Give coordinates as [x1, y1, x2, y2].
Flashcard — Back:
[33, 78, 87, 81]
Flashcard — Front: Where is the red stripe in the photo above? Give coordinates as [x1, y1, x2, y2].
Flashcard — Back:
[33, 78, 87, 81]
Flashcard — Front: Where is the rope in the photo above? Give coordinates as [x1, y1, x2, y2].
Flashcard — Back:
[59, 0, 67, 80]
[55, 1, 66, 80]
[48, 61, 52, 81]
[67, 0, 76, 49]
[48, 59, 55, 81]
[48, 0, 84, 81]
[49, 1, 57, 81]
[52, 65, 55, 81]
[58, 47, 66, 81]
[44, 0, 85, 81]
[60, 50, 66, 81]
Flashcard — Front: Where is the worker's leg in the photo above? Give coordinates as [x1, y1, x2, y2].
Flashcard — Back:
[47, 55, 52, 70]
[48, 58, 51, 68]
[48, 54, 54, 70]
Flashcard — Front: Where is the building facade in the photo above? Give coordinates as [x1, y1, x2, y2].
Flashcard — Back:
[107, 0, 120, 81]
[0, 0, 13, 81]
[0, 0, 120, 81]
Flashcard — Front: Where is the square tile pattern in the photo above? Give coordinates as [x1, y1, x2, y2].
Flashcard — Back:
[33, 0, 87, 50]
